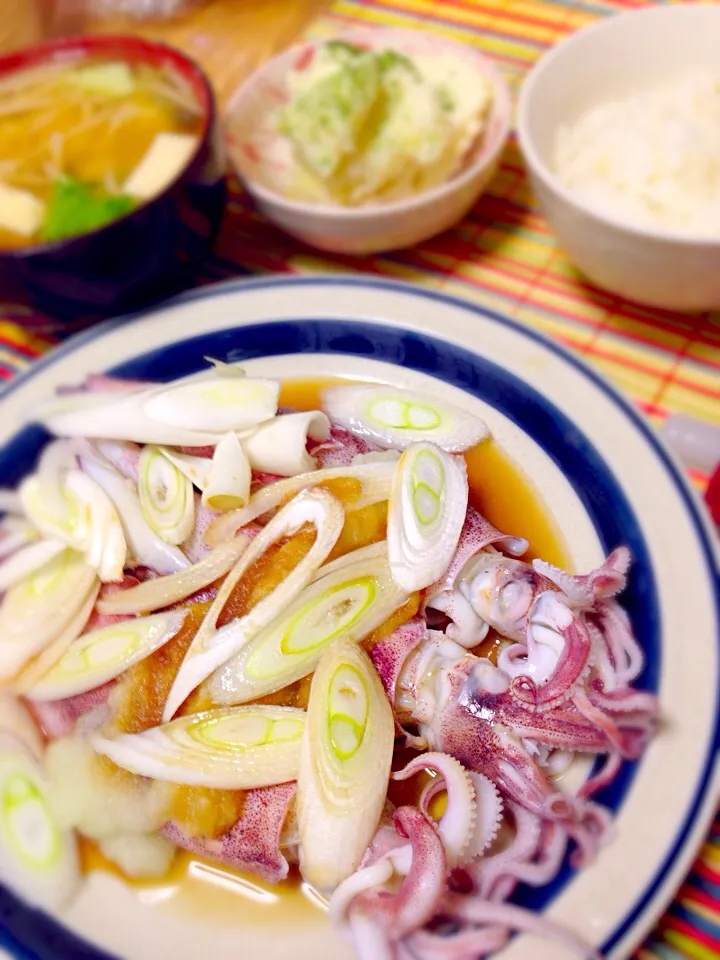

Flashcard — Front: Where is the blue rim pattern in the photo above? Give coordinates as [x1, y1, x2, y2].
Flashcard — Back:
[0, 276, 716, 960]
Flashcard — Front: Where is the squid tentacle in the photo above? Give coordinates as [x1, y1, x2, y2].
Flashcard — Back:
[394, 753, 476, 867]
[590, 600, 645, 688]
[465, 773, 503, 861]
[533, 546, 630, 608]
[442, 893, 602, 960]
[405, 924, 510, 959]
[468, 801, 543, 901]
[337, 806, 448, 946]
[578, 751, 623, 799]
[508, 593, 592, 712]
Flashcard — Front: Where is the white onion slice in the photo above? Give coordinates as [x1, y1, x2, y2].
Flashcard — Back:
[322, 385, 489, 452]
[138, 446, 195, 545]
[160, 449, 212, 490]
[0, 734, 81, 911]
[297, 638, 394, 889]
[26, 610, 189, 702]
[142, 378, 279, 433]
[81, 454, 189, 575]
[96, 537, 250, 616]
[163, 487, 345, 721]
[387, 443, 468, 591]
[202, 433, 251, 511]
[14, 583, 101, 693]
[205, 460, 397, 546]
[0, 539, 67, 592]
[209, 545, 409, 706]
[93, 705, 305, 789]
[241, 411, 330, 477]
[0, 549, 98, 682]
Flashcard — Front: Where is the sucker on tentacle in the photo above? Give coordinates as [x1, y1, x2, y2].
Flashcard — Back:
[394, 752, 477, 866]
[533, 546, 630, 607]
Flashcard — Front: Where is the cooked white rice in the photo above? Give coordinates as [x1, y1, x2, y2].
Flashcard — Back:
[553, 74, 720, 235]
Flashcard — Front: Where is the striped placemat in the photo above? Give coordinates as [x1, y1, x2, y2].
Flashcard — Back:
[0, 1, 718, 958]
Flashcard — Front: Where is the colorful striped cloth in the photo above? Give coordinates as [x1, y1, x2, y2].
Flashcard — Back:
[0, 0, 718, 957]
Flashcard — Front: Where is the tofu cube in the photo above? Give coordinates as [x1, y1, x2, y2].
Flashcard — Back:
[123, 133, 199, 201]
[0, 183, 45, 238]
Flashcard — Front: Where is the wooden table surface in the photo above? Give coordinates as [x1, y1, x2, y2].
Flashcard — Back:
[0, 0, 333, 105]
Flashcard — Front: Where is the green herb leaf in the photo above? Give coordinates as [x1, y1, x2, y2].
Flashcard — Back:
[376, 49, 417, 76]
[40, 178, 135, 243]
[326, 40, 365, 59]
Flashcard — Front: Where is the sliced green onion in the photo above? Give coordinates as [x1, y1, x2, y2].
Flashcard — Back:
[93, 705, 305, 789]
[36, 375, 276, 448]
[96, 537, 250, 617]
[203, 357, 247, 378]
[64, 469, 127, 582]
[209, 543, 408, 706]
[322, 384, 489, 452]
[0, 549, 98, 683]
[163, 487, 345, 722]
[0, 694, 44, 760]
[159, 448, 213, 491]
[0, 517, 38, 562]
[20, 473, 85, 549]
[0, 734, 80, 910]
[205, 459, 397, 547]
[241, 411, 330, 477]
[202, 433, 251, 511]
[138, 446, 195, 545]
[0, 538, 66, 592]
[387, 442, 468, 591]
[81, 453, 189, 575]
[0, 490, 23, 515]
[14, 582, 100, 693]
[297, 638, 394, 889]
[36, 392, 234, 447]
[26, 610, 189, 702]
[142, 377, 279, 433]
[20, 454, 127, 583]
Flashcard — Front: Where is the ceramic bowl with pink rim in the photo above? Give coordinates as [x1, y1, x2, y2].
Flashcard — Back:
[224, 27, 511, 255]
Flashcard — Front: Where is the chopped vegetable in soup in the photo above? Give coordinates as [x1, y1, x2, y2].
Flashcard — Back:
[40, 178, 135, 244]
[0, 58, 203, 248]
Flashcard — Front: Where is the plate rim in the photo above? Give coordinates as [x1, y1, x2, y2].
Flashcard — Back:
[0, 273, 718, 959]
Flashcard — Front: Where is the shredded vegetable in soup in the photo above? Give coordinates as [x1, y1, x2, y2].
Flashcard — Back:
[0, 365, 659, 960]
[0, 59, 202, 248]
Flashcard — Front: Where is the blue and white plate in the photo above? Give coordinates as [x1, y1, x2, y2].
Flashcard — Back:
[0, 276, 717, 960]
